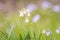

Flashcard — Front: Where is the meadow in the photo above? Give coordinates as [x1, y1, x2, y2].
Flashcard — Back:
[0, 0, 60, 40]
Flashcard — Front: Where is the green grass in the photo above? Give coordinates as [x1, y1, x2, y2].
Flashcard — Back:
[0, 8, 60, 40]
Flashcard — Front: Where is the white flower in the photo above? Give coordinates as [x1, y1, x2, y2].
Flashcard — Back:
[24, 18, 29, 23]
[56, 29, 60, 34]
[27, 13, 31, 16]
[19, 11, 24, 17]
[32, 14, 40, 23]
[52, 5, 60, 12]
[41, 1, 52, 9]
[26, 3, 38, 12]
[22, 8, 27, 14]
[26, 8, 31, 13]
[19, 11, 23, 14]
[42, 30, 46, 34]
[46, 31, 51, 36]
[20, 13, 24, 17]
[26, 9, 31, 16]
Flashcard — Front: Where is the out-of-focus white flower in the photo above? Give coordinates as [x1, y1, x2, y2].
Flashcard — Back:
[52, 5, 60, 12]
[46, 31, 51, 36]
[20, 13, 24, 17]
[26, 9, 31, 16]
[41, 1, 52, 9]
[56, 29, 60, 34]
[19, 11, 24, 17]
[27, 13, 31, 16]
[32, 14, 40, 23]
[22, 8, 27, 14]
[42, 30, 46, 34]
[26, 3, 38, 12]
[26, 8, 31, 13]
[24, 18, 29, 23]
[19, 11, 23, 14]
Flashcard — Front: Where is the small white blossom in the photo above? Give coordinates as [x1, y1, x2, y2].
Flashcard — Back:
[41, 1, 52, 9]
[19, 8, 32, 17]
[52, 5, 60, 12]
[42, 30, 46, 34]
[19, 11, 24, 17]
[46, 31, 51, 36]
[19, 11, 24, 14]
[27, 13, 31, 16]
[26, 9, 31, 13]
[26, 3, 38, 12]
[56, 29, 60, 34]
[32, 14, 40, 23]
[24, 18, 29, 23]
[22, 8, 27, 14]
[26, 9, 31, 16]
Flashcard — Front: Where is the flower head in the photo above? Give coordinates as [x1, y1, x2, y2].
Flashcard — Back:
[52, 5, 60, 12]
[32, 14, 40, 23]
[41, 1, 52, 9]
[42, 30, 46, 34]
[24, 18, 29, 23]
[46, 31, 51, 36]
[55, 26, 60, 34]
[26, 3, 38, 12]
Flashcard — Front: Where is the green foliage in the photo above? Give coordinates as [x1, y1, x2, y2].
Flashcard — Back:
[0, 8, 60, 40]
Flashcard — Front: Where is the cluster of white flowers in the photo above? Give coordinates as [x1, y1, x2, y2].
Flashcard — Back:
[19, 8, 29, 23]
[41, 1, 60, 12]
[19, 3, 38, 17]
[19, 2, 60, 23]
[19, 3, 40, 23]
[42, 27, 60, 36]
[41, 27, 60, 36]
[19, 8, 28, 17]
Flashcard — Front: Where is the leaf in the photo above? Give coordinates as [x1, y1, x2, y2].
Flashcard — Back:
[19, 34, 23, 40]
[25, 32, 31, 40]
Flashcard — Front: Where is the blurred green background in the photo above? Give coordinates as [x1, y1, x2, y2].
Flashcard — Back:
[0, 0, 60, 40]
